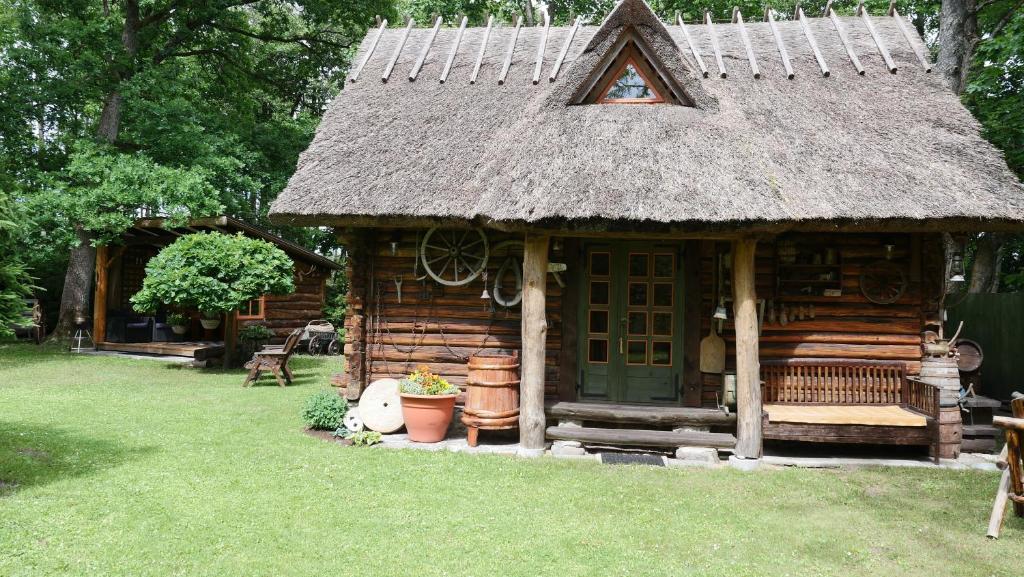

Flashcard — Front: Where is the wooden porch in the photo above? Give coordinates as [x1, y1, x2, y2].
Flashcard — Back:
[96, 341, 225, 361]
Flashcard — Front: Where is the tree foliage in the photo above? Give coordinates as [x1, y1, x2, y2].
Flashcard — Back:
[131, 232, 294, 315]
[0, 190, 34, 338]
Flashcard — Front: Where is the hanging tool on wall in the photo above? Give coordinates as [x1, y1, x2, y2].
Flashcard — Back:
[393, 276, 403, 304]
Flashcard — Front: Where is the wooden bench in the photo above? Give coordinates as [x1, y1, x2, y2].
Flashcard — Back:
[760, 359, 942, 463]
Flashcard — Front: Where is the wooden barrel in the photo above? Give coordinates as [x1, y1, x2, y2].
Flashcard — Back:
[919, 356, 962, 408]
[463, 354, 520, 446]
[935, 406, 963, 460]
[955, 339, 984, 374]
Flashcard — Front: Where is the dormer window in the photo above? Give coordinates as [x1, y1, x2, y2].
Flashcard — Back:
[576, 29, 693, 106]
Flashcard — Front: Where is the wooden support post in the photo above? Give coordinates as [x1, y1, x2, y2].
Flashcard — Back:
[339, 228, 370, 400]
[223, 310, 237, 369]
[557, 238, 579, 402]
[519, 233, 549, 456]
[732, 238, 762, 459]
[93, 245, 109, 344]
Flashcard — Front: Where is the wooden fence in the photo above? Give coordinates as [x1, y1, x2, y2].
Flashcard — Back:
[947, 293, 1024, 401]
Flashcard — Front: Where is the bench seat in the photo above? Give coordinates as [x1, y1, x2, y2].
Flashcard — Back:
[764, 404, 928, 428]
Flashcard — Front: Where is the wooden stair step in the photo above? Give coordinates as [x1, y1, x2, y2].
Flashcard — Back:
[546, 426, 737, 449]
[963, 424, 999, 437]
[545, 402, 735, 427]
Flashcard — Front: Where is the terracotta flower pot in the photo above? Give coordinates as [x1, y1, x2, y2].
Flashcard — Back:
[400, 393, 457, 443]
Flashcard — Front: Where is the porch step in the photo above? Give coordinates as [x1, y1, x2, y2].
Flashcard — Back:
[546, 426, 737, 449]
[546, 402, 735, 427]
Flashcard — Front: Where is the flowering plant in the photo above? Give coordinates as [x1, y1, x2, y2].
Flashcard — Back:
[398, 366, 459, 396]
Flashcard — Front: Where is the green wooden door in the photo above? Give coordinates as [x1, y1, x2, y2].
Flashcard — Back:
[578, 243, 683, 404]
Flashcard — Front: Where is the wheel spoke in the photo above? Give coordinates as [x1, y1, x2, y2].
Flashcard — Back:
[425, 244, 447, 252]
[428, 254, 449, 264]
[453, 258, 460, 283]
[437, 257, 452, 279]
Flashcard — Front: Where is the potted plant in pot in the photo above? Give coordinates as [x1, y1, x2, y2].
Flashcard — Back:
[199, 311, 221, 330]
[399, 366, 460, 443]
[167, 312, 189, 335]
[239, 323, 273, 358]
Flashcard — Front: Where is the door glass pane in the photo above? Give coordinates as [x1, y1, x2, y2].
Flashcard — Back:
[590, 252, 610, 276]
[652, 312, 672, 336]
[589, 310, 609, 334]
[628, 282, 648, 307]
[627, 312, 647, 335]
[590, 281, 609, 305]
[626, 341, 647, 365]
[653, 283, 673, 307]
[652, 341, 672, 366]
[628, 254, 649, 277]
[588, 339, 608, 363]
[653, 253, 674, 278]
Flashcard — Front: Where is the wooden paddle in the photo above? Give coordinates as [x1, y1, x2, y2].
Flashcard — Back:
[699, 323, 725, 374]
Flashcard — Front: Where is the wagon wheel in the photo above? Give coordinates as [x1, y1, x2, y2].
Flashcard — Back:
[859, 260, 907, 305]
[419, 227, 489, 286]
[308, 335, 322, 355]
[326, 338, 341, 356]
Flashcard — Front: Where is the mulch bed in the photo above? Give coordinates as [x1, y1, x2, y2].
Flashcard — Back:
[303, 427, 353, 446]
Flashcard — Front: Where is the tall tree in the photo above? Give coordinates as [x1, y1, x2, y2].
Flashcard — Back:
[1, 0, 391, 337]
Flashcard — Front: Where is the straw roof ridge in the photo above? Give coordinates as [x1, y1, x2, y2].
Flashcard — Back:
[269, 0, 1024, 231]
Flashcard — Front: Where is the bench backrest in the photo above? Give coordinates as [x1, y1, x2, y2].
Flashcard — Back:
[761, 359, 909, 405]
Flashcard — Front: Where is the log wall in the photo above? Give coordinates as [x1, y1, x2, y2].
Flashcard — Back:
[699, 233, 938, 406]
[257, 264, 332, 342]
[351, 229, 562, 397]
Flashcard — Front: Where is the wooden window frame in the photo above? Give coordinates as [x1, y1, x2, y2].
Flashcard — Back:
[651, 311, 673, 337]
[598, 48, 666, 105]
[237, 296, 266, 320]
[627, 281, 648, 307]
[652, 282, 674, 308]
[588, 309, 610, 335]
[627, 311, 648, 336]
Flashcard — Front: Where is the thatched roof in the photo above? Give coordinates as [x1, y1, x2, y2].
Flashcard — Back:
[269, 0, 1024, 233]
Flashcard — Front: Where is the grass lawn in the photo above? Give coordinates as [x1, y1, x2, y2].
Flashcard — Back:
[0, 343, 1018, 576]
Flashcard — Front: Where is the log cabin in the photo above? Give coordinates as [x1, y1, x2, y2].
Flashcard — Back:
[268, 0, 1024, 461]
[91, 216, 340, 363]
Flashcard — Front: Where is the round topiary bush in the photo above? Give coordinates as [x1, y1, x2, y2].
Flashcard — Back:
[302, 390, 348, 430]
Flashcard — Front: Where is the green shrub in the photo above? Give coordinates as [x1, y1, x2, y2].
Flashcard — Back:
[131, 232, 294, 316]
[167, 312, 188, 326]
[302, 390, 348, 430]
[239, 324, 273, 341]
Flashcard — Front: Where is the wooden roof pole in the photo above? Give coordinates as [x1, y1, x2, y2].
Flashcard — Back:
[440, 15, 469, 83]
[824, 1, 865, 75]
[705, 11, 727, 78]
[533, 8, 551, 85]
[677, 13, 709, 78]
[732, 237, 762, 460]
[470, 15, 494, 84]
[889, 1, 932, 72]
[764, 8, 794, 80]
[382, 18, 414, 83]
[409, 15, 442, 81]
[732, 8, 760, 79]
[858, 2, 897, 73]
[349, 18, 387, 82]
[795, 6, 829, 77]
[519, 233, 550, 456]
[498, 15, 523, 85]
[549, 16, 581, 82]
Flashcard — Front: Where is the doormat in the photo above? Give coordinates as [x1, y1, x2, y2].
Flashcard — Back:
[599, 453, 666, 467]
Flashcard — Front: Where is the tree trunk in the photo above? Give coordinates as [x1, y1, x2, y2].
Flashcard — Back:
[54, 0, 140, 335]
[936, 0, 979, 94]
[52, 228, 97, 340]
[969, 233, 1004, 293]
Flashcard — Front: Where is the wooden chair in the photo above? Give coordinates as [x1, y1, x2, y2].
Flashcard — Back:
[243, 328, 301, 387]
[988, 394, 1024, 538]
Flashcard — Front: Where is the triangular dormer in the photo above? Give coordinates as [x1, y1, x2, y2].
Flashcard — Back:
[555, 0, 715, 109]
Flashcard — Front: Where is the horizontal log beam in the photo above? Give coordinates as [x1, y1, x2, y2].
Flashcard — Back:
[545, 402, 735, 426]
[546, 426, 737, 449]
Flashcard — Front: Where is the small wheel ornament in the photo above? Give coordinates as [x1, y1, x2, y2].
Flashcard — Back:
[343, 409, 364, 434]
[490, 240, 525, 308]
[860, 261, 907, 305]
[420, 227, 489, 286]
